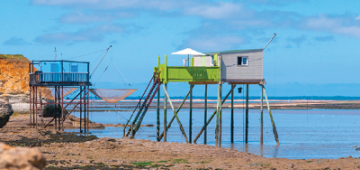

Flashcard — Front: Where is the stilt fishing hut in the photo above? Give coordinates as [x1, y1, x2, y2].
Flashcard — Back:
[28, 45, 137, 134]
[125, 34, 279, 146]
[29, 59, 91, 133]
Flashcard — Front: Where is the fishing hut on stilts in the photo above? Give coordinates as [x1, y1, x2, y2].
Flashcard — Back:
[28, 45, 137, 134]
[124, 34, 280, 146]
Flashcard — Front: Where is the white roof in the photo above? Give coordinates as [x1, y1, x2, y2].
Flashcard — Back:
[171, 48, 205, 55]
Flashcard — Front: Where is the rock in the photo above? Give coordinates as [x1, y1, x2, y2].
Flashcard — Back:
[288, 163, 294, 168]
[42, 104, 68, 117]
[0, 98, 13, 128]
[0, 142, 46, 169]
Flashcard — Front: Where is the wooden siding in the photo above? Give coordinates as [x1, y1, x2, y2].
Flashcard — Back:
[220, 50, 263, 81]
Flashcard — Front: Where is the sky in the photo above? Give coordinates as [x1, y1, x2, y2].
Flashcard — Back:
[1, 0, 360, 97]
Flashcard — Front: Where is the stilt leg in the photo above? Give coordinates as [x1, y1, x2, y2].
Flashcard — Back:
[204, 84, 207, 145]
[231, 84, 234, 144]
[262, 85, 280, 146]
[245, 84, 249, 144]
[164, 84, 167, 142]
[157, 85, 160, 142]
[260, 85, 264, 145]
[80, 86, 82, 133]
[189, 84, 193, 143]
[219, 83, 222, 147]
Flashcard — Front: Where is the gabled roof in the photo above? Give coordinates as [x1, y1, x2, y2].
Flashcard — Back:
[205, 49, 263, 55]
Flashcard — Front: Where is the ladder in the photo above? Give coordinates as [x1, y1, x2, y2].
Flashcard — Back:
[124, 70, 161, 137]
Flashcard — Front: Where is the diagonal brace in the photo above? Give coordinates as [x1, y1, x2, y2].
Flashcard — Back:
[162, 85, 189, 143]
[193, 85, 236, 144]
[159, 85, 194, 140]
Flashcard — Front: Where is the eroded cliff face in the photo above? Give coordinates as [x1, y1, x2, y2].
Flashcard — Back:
[0, 55, 30, 95]
[0, 55, 52, 111]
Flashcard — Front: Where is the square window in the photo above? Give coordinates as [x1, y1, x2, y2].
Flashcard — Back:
[237, 56, 248, 66]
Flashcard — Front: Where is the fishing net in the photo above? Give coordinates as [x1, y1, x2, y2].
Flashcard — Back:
[44, 87, 78, 100]
[89, 89, 137, 103]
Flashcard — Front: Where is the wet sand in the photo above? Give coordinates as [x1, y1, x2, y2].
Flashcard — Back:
[2, 114, 360, 169]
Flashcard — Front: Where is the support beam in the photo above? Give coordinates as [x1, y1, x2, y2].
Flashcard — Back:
[158, 85, 194, 140]
[157, 85, 160, 142]
[260, 85, 264, 145]
[204, 84, 207, 144]
[261, 85, 280, 146]
[231, 84, 234, 144]
[189, 84, 193, 143]
[245, 84, 249, 144]
[164, 84, 167, 142]
[193, 85, 236, 144]
[162, 85, 189, 143]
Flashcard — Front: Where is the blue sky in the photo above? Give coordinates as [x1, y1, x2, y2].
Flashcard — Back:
[1, 0, 360, 97]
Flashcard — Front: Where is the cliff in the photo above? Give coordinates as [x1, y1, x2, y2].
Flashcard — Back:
[0, 54, 30, 95]
[0, 54, 52, 111]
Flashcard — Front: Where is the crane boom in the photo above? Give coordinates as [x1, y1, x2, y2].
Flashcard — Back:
[91, 45, 112, 77]
[263, 33, 277, 50]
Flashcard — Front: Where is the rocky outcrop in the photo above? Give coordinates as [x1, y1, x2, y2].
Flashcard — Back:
[0, 54, 52, 112]
[0, 98, 13, 128]
[0, 142, 46, 169]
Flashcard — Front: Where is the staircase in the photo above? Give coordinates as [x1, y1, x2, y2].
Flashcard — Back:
[123, 71, 161, 137]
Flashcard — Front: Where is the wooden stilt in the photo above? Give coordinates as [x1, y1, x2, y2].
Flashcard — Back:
[204, 84, 207, 145]
[193, 85, 236, 144]
[163, 85, 189, 143]
[216, 84, 220, 146]
[158, 86, 194, 140]
[35, 86, 38, 129]
[260, 85, 264, 145]
[29, 86, 32, 126]
[245, 84, 249, 144]
[157, 84, 160, 142]
[189, 84, 193, 143]
[219, 83, 222, 147]
[231, 84, 234, 144]
[62, 86, 64, 131]
[87, 86, 90, 135]
[80, 86, 82, 133]
[84, 86, 86, 133]
[262, 85, 280, 146]
[164, 84, 167, 142]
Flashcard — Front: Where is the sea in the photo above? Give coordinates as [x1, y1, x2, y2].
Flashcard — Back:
[66, 96, 360, 159]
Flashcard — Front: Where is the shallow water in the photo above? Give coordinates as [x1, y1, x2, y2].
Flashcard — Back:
[67, 109, 360, 159]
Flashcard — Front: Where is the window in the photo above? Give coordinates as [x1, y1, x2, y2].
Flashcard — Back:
[237, 56, 249, 66]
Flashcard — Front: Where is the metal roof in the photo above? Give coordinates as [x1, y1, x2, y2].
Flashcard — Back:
[205, 49, 263, 55]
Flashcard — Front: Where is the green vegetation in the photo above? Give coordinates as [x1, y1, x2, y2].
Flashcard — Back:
[131, 161, 153, 167]
[172, 159, 189, 164]
[0, 54, 25, 59]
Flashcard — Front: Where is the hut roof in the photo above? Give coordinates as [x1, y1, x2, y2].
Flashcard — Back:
[205, 49, 263, 55]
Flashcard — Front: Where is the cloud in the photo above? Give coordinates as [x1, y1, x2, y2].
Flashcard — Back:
[185, 2, 244, 19]
[35, 23, 129, 44]
[59, 11, 135, 24]
[305, 15, 360, 38]
[185, 36, 244, 52]
[287, 35, 307, 46]
[313, 35, 335, 42]
[3, 37, 29, 46]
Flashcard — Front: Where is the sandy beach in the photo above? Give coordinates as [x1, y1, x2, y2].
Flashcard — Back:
[1, 113, 359, 170]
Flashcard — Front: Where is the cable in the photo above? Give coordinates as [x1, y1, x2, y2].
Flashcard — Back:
[65, 49, 107, 60]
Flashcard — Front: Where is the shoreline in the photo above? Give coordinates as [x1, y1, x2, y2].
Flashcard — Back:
[1, 113, 360, 169]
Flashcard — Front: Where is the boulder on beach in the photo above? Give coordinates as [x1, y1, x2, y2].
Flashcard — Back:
[42, 104, 68, 117]
[0, 98, 13, 128]
[0, 142, 46, 169]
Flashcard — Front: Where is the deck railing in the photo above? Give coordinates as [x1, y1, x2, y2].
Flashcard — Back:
[30, 72, 89, 84]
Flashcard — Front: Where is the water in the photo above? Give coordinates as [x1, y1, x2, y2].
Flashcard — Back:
[68, 109, 360, 159]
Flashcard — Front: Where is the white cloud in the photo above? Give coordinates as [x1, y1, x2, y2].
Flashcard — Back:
[356, 15, 360, 20]
[305, 15, 360, 38]
[185, 2, 243, 19]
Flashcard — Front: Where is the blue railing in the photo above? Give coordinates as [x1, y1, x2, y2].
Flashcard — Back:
[30, 72, 89, 84]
